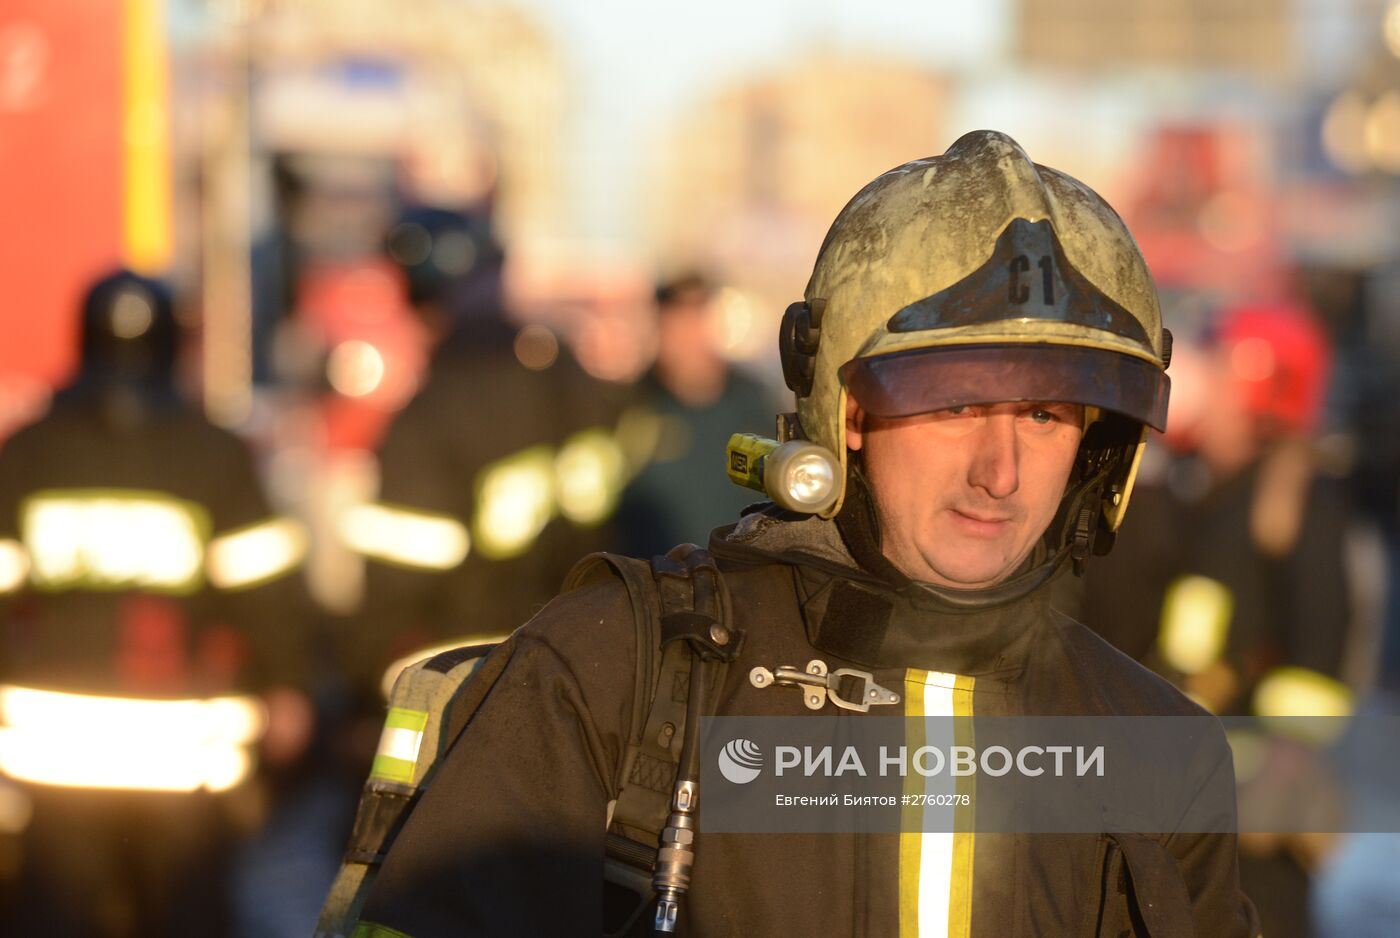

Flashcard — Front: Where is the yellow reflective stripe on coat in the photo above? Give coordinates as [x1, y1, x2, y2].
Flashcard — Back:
[0, 539, 29, 593]
[472, 446, 557, 560]
[20, 489, 210, 593]
[0, 685, 265, 792]
[900, 669, 975, 938]
[350, 422, 633, 570]
[1158, 575, 1234, 675]
[555, 428, 627, 526]
[340, 503, 470, 571]
[206, 517, 307, 589]
[371, 707, 429, 785]
[1253, 666, 1352, 718]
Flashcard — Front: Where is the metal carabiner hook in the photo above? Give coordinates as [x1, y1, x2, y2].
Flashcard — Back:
[748, 659, 900, 712]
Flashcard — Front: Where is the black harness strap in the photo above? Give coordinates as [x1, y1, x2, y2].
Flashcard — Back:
[599, 546, 741, 938]
[608, 545, 740, 844]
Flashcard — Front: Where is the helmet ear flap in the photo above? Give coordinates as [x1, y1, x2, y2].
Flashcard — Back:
[779, 299, 825, 396]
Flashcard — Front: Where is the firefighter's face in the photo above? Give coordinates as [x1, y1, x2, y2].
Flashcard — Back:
[846, 397, 1083, 589]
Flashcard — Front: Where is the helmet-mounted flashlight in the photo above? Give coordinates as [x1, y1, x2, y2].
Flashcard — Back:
[726, 433, 839, 515]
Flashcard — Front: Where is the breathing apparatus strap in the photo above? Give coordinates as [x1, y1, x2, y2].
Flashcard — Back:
[602, 545, 741, 938]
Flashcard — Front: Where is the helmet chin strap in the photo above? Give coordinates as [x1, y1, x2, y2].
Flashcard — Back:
[1056, 460, 1116, 577]
[1059, 410, 1143, 571]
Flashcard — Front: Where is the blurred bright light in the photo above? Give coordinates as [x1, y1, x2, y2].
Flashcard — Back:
[327, 340, 386, 398]
[513, 323, 560, 371]
[555, 429, 626, 525]
[1158, 575, 1232, 675]
[1322, 91, 1371, 174]
[206, 517, 307, 589]
[1386, 1, 1400, 59]
[0, 539, 29, 593]
[0, 686, 265, 792]
[1253, 667, 1353, 719]
[473, 447, 556, 559]
[1365, 91, 1400, 173]
[339, 502, 470, 570]
[22, 493, 205, 592]
[111, 288, 155, 338]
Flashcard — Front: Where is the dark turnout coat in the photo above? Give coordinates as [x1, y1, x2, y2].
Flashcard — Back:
[361, 507, 1261, 937]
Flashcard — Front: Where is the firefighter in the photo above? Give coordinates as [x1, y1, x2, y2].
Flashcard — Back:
[353, 131, 1260, 935]
[340, 206, 629, 697]
[0, 270, 313, 937]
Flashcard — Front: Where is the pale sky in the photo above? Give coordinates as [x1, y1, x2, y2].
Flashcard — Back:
[504, 0, 1013, 241]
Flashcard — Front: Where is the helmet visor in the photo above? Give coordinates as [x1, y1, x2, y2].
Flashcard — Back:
[840, 344, 1170, 431]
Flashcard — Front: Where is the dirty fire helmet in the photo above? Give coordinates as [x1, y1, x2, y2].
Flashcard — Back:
[780, 130, 1171, 540]
[78, 268, 179, 389]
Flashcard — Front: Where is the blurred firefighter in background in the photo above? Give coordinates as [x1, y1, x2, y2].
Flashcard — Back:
[1299, 260, 1400, 938]
[0, 271, 315, 937]
[1082, 298, 1355, 938]
[1085, 301, 1352, 712]
[340, 206, 629, 698]
[614, 272, 778, 557]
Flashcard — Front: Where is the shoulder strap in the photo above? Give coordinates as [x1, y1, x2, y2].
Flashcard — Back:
[562, 551, 662, 793]
[320, 547, 737, 938]
[588, 545, 741, 937]
[316, 641, 513, 938]
[606, 544, 741, 844]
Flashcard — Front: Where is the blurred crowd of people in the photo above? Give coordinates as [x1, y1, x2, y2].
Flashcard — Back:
[0, 189, 780, 936]
[1077, 273, 1400, 938]
[0, 183, 1397, 937]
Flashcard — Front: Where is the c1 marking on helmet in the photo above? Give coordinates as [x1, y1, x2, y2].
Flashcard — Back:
[1008, 254, 1056, 307]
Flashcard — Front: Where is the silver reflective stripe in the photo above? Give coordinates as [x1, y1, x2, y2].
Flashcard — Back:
[370, 707, 429, 785]
[376, 725, 424, 765]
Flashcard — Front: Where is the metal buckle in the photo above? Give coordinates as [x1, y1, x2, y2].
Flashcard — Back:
[749, 659, 900, 712]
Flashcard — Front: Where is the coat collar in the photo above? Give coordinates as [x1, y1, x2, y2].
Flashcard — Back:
[710, 503, 1068, 677]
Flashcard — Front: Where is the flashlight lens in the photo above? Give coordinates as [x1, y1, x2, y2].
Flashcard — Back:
[784, 453, 835, 507]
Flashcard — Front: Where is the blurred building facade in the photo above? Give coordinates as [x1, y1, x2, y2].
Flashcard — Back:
[1018, 0, 1295, 78]
[645, 57, 950, 368]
